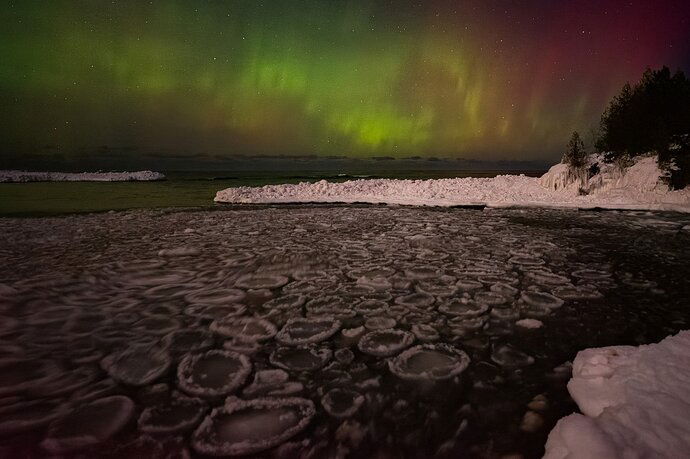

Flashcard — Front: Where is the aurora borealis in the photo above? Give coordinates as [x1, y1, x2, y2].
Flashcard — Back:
[2, 1, 689, 164]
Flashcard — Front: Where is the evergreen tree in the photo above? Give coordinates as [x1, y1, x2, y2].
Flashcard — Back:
[595, 66, 690, 188]
[562, 131, 588, 169]
[597, 67, 690, 158]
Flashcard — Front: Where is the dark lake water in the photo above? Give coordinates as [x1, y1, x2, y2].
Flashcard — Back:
[0, 170, 544, 216]
[0, 205, 689, 457]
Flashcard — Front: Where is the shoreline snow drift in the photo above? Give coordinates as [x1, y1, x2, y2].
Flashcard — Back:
[214, 155, 690, 212]
[544, 330, 690, 458]
[0, 170, 166, 183]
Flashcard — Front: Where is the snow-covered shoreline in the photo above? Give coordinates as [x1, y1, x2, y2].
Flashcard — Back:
[0, 170, 166, 183]
[544, 330, 690, 458]
[214, 156, 690, 213]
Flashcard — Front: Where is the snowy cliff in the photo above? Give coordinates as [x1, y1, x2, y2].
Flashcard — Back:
[544, 330, 690, 459]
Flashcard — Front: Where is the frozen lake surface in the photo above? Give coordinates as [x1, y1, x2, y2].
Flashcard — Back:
[0, 205, 689, 457]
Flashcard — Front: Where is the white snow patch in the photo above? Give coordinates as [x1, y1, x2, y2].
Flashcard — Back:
[515, 318, 543, 329]
[214, 155, 690, 212]
[544, 330, 690, 459]
[0, 170, 165, 182]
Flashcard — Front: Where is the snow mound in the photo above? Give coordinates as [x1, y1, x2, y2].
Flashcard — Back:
[544, 330, 690, 459]
[539, 154, 672, 196]
[0, 170, 165, 182]
[214, 155, 690, 212]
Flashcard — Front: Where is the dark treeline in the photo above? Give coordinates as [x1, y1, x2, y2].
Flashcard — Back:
[595, 66, 690, 188]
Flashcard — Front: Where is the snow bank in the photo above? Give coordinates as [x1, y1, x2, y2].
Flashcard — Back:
[0, 170, 165, 182]
[539, 154, 667, 195]
[544, 330, 690, 459]
[215, 155, 690, 212]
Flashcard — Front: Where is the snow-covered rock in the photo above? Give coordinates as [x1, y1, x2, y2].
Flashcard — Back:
[214, 155, 690, 212]
[544, 330, 690, 459]
[0, 170, 165, 182]
[539, 154, 669, 195]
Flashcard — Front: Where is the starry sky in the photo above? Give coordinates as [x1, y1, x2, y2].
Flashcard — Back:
[2, 0, 689, 165]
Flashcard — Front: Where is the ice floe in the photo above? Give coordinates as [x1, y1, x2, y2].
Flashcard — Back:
[552, 284, 603, 300]
[210, 317, 277, 342]
[364, 316, 397, 330]
[235, 274, 289, 290]
[394, 292, 435, 310]
[192, 396, 316, 456]
[475, 291, 510, 306]
[177, 350, 252, 398]
[262, 293, 306, 311]
[321, 388, 365, 419]
[491, 344, 535, 368]
[388, 344, 470, 382]
[185, 288, 247, 305]
[101, 347, 171, 386]
[411, 324, 440, 342]
[456, 279, 484, 292]
[515, 318, 544, 329]
[520, 291, 564, 310]
[269, 345, 332, 372]
[242, 369, 303, 397]
[0, 399, 66, 435]
[438, 299, 489, 318]
[163, 329, 215, 355]
[276, 317, 341, 345]
[358, 329, 415, 357]
[41, 396, 135, 453]
[138, 395, 207, 434]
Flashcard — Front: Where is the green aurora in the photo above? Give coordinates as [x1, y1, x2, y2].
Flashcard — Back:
[2, 0, 689, 164]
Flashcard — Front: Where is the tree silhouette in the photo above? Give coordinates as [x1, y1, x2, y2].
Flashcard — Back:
[595, 66, 690, 188]
[597, 66, 690, 158]
[562, 131, 588, 169]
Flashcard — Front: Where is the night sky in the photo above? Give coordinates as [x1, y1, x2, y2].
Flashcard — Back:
[2, 0, 689, 165]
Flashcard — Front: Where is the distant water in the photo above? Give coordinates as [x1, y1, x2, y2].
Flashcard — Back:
[0, 169, 545, 216]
